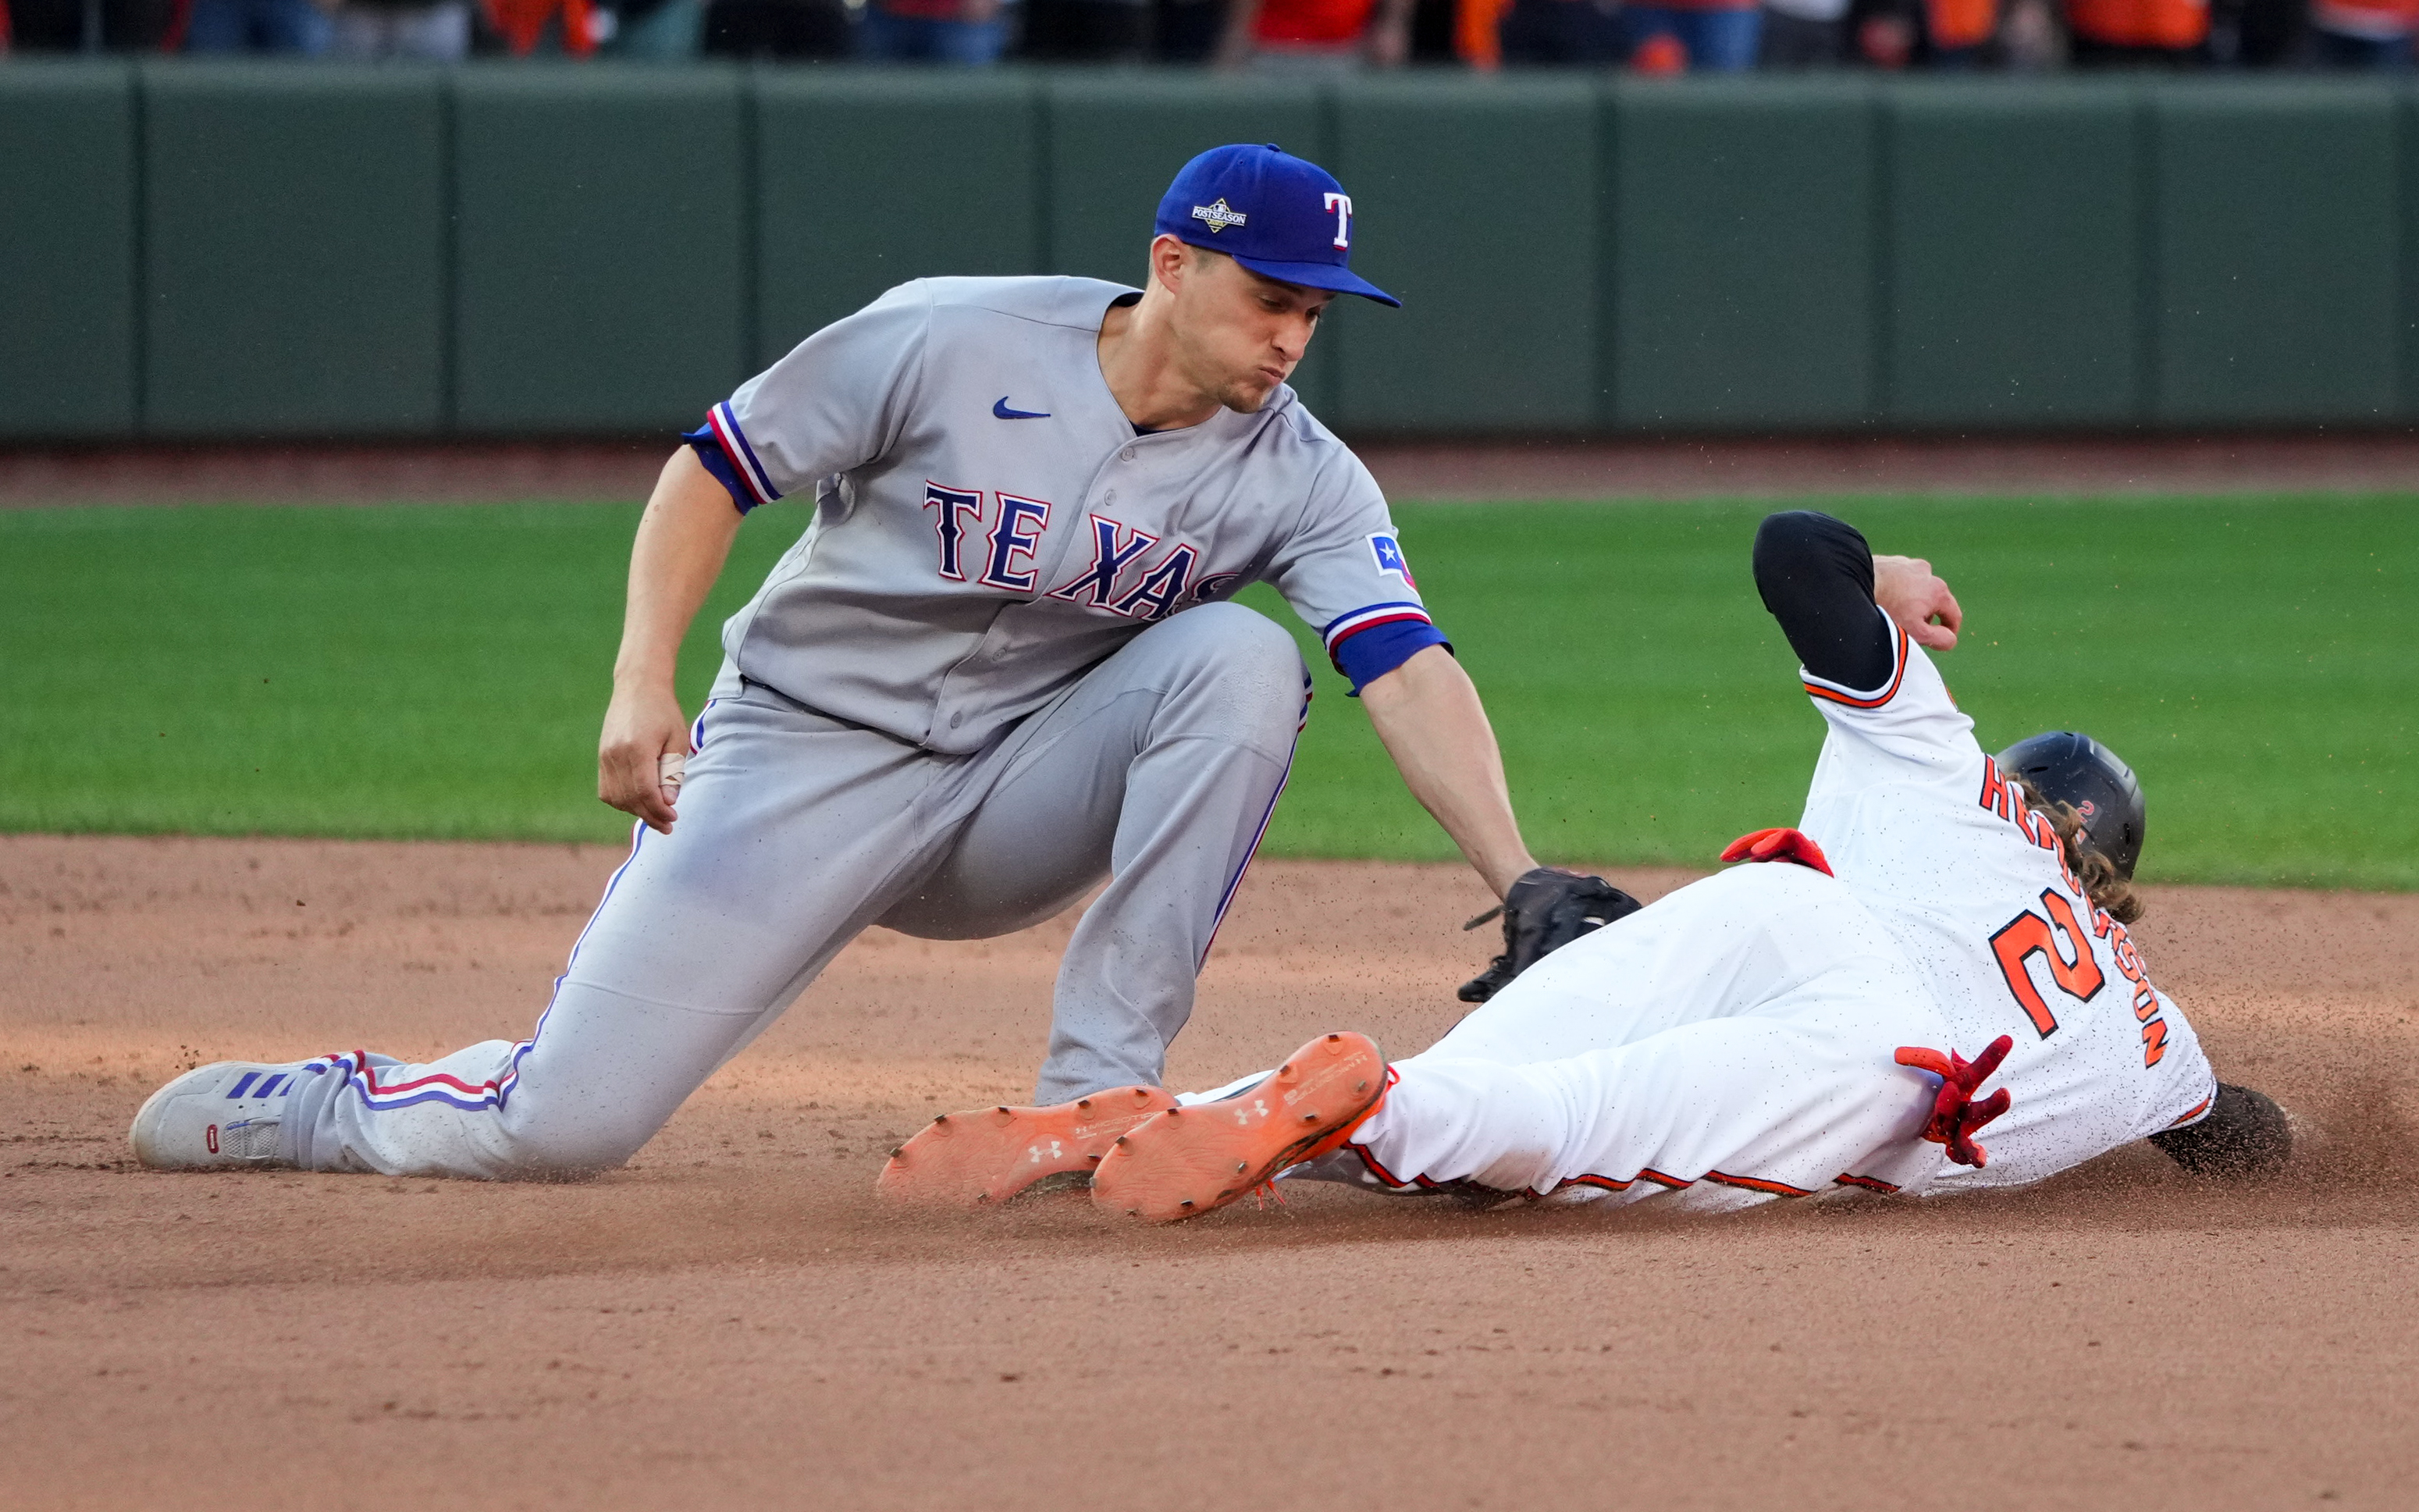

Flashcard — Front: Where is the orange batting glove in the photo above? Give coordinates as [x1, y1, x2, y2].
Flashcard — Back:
[1894, 1036, 2014, 1169]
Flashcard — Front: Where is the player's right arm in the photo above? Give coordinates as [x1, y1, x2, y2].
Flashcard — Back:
[1752, 511, 1961, 676]
[1752, 510, 1980, 773]
[607, 284, 930, 831]
[599, 446, 744, 835]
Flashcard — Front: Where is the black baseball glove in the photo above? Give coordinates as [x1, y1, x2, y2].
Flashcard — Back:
[1458, 868, 1643, 1004]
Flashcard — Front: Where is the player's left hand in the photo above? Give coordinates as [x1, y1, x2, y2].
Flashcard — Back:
[1459, 869, 1643, 1004]
[1873, 553, 1962, 650]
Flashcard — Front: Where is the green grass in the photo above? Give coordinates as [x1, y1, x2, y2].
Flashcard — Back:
[2, 495, 2411, 888]
[1255, 496, 2417, 889]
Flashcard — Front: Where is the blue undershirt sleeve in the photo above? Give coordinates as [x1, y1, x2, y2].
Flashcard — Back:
[681, 422, 756, 516]
[1332, 619, 1453, 696]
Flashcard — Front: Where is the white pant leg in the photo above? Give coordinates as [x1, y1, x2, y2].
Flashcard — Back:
[1354, 968, 1951, 1210]
[1345, 865, 1955, 1208]
[1220, 863, 1901, 1116]
[1425, 863, 1880, 1066]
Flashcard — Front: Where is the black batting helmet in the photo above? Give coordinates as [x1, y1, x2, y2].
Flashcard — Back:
[1994, 731, 2147, 881]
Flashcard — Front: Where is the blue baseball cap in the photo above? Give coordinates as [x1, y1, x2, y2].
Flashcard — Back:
[1154, 144, 1400, 308]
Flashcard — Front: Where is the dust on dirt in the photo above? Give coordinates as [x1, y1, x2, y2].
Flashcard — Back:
[4, 835, 2414, 1510]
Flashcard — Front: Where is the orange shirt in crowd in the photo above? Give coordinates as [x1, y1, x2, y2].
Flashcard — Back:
[2065, 0, 2207, 47]
[1457, 0, 1510, 65]
[1927, 0, 1997, 46]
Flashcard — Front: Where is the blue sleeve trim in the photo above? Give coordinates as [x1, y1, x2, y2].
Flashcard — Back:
[1335, 620, 1451, 696]
[682, 422, 756, 516]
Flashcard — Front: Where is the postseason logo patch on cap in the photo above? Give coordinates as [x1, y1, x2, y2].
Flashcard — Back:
[1190, 197, 1248, 234]
[1154, 144, 1400, 308]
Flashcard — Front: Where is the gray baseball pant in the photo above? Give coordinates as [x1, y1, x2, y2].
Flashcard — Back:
[281, 603, 1309, 1178]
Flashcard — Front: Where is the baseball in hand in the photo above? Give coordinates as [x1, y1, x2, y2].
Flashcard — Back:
[658, 750, 687, 809]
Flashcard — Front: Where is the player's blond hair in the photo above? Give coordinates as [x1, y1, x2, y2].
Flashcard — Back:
[2012, 776, 2146, 926]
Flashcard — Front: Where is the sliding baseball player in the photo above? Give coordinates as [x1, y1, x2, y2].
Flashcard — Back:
[885, 511, 2291, 1217]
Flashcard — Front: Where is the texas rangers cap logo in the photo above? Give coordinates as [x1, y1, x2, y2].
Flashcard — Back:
[1157, 144, 1400, 307]
[1190, 197, 1248, 234]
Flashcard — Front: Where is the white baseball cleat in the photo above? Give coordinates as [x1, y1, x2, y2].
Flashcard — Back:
[129, 1061, 311, 1171]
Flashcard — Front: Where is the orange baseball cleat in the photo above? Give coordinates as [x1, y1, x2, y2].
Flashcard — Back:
[876, 1085, 1177, 1207]
[1091, 1033, 1387, 1222]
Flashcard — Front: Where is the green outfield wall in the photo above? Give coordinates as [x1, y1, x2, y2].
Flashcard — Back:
[3, 62, 2414, 443]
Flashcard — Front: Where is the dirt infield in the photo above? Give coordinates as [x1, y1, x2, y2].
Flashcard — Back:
[5, 834, 2415, 1510]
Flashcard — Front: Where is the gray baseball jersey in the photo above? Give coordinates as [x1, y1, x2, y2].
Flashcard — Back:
[693, 276, 1445, 754]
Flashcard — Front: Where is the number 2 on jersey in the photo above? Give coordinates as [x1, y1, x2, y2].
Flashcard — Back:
[1987, 888, 2104, 1037]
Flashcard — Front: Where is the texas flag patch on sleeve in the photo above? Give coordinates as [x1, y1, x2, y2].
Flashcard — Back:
[1369, 532, 1417, 587]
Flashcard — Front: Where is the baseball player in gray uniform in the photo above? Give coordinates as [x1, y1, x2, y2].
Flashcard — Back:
[130, 144, 1617, 1180]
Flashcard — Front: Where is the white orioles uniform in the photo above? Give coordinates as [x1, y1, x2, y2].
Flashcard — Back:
[1800, 614, 2218, 1192]
[1206, 610, 2220, 1211]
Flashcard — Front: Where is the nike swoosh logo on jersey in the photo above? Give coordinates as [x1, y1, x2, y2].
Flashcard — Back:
[993, 397, 1051, 420]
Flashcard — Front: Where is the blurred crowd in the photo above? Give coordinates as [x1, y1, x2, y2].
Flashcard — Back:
[3, 0, 2411, 73]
